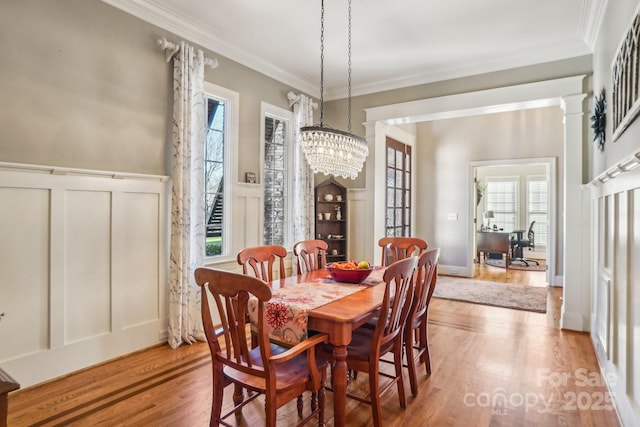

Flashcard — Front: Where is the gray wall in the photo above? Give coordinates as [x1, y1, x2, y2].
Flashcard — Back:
[414, 107, 564, 269]
[0, 0, 296, 182]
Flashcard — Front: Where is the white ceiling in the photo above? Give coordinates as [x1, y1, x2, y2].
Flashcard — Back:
[103, 0, 604, 100]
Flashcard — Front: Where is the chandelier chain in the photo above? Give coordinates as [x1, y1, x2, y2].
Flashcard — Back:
[348, 0, 352, 132]
[319, 0, 325, 126]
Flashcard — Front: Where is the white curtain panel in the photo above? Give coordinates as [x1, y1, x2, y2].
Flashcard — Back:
[291, 94, 315, 242]
[168, 42, 206, 348]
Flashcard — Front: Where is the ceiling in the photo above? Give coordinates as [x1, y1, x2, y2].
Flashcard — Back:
[103, 0, 603, 100]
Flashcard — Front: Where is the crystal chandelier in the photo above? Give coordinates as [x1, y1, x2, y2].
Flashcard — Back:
[299, 0, 368, 180]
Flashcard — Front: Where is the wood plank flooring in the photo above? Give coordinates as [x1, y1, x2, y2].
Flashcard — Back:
[7, 264, 620, 426]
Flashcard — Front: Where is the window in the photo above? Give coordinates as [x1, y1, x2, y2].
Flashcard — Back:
[203, 83, 238, 258]
[486, 179, 518, 232]
[262, 104, 292, 246]
[385, 137, 412, 237]
[527, 178, 548, 248]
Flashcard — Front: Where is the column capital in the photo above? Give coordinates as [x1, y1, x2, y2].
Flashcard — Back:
[561, 93, 587, 115]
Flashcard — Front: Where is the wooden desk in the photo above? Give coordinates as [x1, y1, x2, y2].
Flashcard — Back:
[476, 231, 511, 267]
[272, 268, 386, 427]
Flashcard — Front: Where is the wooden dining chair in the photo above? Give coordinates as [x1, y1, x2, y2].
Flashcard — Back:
[318, 256, 417, 427]
[378, 236, 428, 266]
[194, 267, 329, 427]
[237, 245, 287, 282]
[405, 248, 440, 395]
[236, 244, 310, 416]
[292, 239, 328, 274]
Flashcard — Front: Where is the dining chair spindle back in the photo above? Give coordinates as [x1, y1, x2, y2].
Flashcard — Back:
[293, 239, 328, 274]
[237, 245, 287, 282]
[194, 267, 328, 427]
[405, 248, 440, 395]
[378, 236, 428, 266]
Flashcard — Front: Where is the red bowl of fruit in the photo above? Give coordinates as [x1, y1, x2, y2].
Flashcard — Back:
[326, 261, 373, 284]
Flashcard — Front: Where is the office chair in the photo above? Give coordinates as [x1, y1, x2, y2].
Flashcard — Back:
[510, 221, 539, 266]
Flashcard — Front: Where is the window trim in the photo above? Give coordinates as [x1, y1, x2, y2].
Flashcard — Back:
[260, 102, 293, 248]
[203, 82, 239, 262]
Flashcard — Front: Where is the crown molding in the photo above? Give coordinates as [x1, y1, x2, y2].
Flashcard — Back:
[328, 39, 591, 100]
[578, 0, 608, 50]
[102, 0, 596, 102]
[101, 0, 319, 97]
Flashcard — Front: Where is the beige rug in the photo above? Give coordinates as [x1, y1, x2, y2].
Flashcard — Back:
[433, 275, 548, 313]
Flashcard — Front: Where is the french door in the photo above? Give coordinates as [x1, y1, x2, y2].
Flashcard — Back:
[385, 137, 411, 236]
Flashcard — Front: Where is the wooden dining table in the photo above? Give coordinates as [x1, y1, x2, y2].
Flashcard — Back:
[269, 268, 387, 427]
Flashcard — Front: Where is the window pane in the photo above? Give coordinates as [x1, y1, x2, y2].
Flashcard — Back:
[395, 170, 403, 187]
[528, 179, 548, 247]
[387, 188, 395, 208]
[205, 161, 223, 193]
[263, 114, 289, 246]
[387, 147, 395, 167]
[205, 95, 226, 258]
[386, 209, 394, 227]
[387, 167, 395, 187]
[486, 180, 517, 231]
[395, 208, 403, 227]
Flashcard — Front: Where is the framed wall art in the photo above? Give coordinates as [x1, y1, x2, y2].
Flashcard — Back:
[611, 10, 640, 141]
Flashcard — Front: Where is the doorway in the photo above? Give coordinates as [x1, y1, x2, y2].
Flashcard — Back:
[470, 158, 556, 285]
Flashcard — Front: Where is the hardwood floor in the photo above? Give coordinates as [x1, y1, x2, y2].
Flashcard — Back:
[7, 265, 619, 426]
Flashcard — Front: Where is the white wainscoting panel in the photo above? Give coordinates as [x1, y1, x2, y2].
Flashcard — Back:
[118, 192, 161, 329]
[0, 187, 50, 361]
[589, 151, 640, 427]
[233, 183, 263, 251]
[595, 272, 611, 359]
[64, 190, 113, 343]
[0, 163, 169, 388]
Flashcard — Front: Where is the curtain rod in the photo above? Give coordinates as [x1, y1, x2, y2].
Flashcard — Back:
[157, 37, 219, 69]
[287, 91, 318, 109]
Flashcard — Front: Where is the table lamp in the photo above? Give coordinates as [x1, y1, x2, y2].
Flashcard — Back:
[484, 210, 494, 229]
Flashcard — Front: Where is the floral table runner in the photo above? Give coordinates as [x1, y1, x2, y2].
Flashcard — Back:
[248, 267, 385, 345]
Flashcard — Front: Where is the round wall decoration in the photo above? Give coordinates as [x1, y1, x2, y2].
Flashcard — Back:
[590, 88, 606, 151]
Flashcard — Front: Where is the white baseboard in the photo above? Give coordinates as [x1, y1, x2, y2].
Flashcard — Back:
[438, 264, 472, 277]
[560, 310, 585, 331]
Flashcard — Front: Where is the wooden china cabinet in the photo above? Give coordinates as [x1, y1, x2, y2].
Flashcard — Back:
[314, 178, 347, 263]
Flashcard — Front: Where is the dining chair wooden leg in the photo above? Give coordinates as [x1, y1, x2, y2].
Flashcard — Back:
[233, 384, 244, 416]
[420, 321, 432, 375]
[394, 343, 407, 408]
[211, 367, 225, 425]
[266, 399, 277, 427]
[369, 365, 383, 427]
[297, 395, 303, 417]
[317, 381, 326, 427]
[405, 324, 419, 396]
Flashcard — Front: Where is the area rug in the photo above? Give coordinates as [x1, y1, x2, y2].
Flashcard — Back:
[433, 275, 548, 313]
[485, 258, 546, 271]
